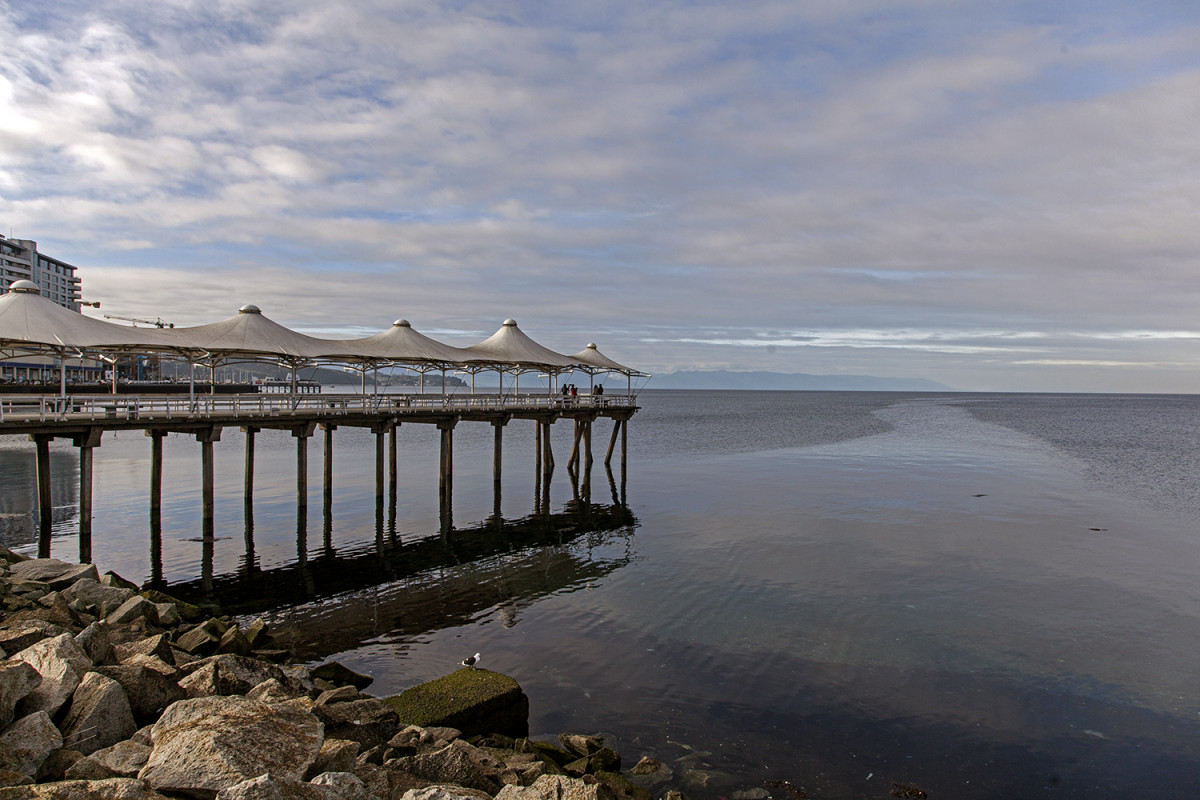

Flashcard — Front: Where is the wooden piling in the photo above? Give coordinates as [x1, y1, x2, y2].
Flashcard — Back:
[33, 434, 52, 557]
[148, 430, 166, 514]
[73, 428, 102, 564]
[321, 423, 335, 513]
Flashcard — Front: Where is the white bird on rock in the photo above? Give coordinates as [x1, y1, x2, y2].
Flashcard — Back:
[461, 653, 480, 669]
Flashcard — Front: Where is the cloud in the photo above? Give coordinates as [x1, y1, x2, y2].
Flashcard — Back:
[4, 1, 1200, 390]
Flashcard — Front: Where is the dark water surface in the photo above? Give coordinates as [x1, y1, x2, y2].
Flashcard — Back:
[3, 390, 1200, 799]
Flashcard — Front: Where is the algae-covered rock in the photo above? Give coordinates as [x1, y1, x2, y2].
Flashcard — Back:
[383, 668, 529, 738]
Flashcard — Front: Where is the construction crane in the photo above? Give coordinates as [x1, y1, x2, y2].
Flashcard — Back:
[103, 314, 175, 329]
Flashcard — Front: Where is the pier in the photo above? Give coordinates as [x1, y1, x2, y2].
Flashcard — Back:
[0, 281, 646, 571]
[0, 390, 636, 566]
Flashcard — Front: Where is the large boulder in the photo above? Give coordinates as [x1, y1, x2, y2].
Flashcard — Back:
[64, 741, 151, 781]
[399, 787, 494, 800]
[213, 772, 344, 800]
[137, 696, 324, 798]
[113, 635, 173, 666]
[6, 777, 173, 798]
[10, 560, 99, 592]
[60, 672, 138, 755]
[396, 739, 504, 794]
[311, 698, 399, 751]
[384, 669, 529, 738]
[92, 664, 186, 723]
[74, 622, 115, 666]
[177, 654, 312, 699]
[0, 661, 41, 729]
[60, 580, 135, 617]
[495, 775, 617, 800]
[11, 633, 92, 717]
[0, 710, 63, 778]
[0, 621, 69, 657]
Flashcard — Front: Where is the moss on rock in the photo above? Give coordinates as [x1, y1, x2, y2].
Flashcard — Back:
[383, 668, 529, 738]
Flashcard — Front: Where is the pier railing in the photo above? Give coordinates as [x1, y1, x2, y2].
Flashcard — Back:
[0, 391, 635, 426]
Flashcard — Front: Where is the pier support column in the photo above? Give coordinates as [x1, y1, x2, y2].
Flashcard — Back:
[389, 422, 399, 493]
[370, 421, 392, 502]
[32, 434, 53, 557]
[242, 426, 258, 506]
[437, 418, 457, 530]
[148, 430, 167, 515]
[568, 420, 583, 471]
[73, 428, 103, 564]
[146, 431, 166, 586]
[291, 421, 317, 508]
[320, 423, 336, 515]
[605, 420, 620, 467]
[195, 426, 222, 539]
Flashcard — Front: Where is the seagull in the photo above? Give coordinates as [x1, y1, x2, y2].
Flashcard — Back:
[461, 653, 480, 669]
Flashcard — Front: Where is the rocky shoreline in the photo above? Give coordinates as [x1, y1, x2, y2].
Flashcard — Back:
[0, 547, 682, 800]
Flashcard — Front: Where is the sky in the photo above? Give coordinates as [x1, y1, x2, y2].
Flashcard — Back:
[3, 1, 1200, 392]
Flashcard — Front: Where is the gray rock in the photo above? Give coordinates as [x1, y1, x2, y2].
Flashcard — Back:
[11, 633, 92, 717]
[0, 710, 63, 778]
[10, 560, 99, 591]
[309, 772, 370, 800]
[0, 660, 41, 729]
[138, 696, 324, 798]
[311, 697, 399, 751]
[174, 619, 225, 657]
[112, 635, 175, 667]
[0, 545, 29, 565]
[191, 654, 313, 699]
[35, 748, 84, 782]
[215, 626, 250, 657]
[74, 621, 115, 666]
[61, 579, 136, 615]
[495, 775, 617, 800]
[399, 739, 504, 794]
[314, 685, 359, 705]
[0, 621, 67, 656]
[64, 740, 152, 780]
[243, 678, 299, 705]
[150, 604, 179, 627]
[106, 596, 157, 626]
[60, 671, 138, 755]
[213, 772, 339, 800]
[92, 664, 186, 723]
[17, 777, 170, 798]
[400, 787, 495, 800]
[304, 738, 359, 779]
[310, 661, 373, 690]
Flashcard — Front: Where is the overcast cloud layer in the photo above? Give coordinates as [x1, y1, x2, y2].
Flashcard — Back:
[3, 0, 1200, 391]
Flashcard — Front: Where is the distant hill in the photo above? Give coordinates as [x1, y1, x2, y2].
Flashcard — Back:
[649, 370, 953, 391]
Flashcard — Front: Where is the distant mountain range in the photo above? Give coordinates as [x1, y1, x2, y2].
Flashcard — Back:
[648, 370, 954, 391]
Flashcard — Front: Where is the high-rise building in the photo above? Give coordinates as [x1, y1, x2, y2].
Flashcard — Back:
[0, 236, 82, 311]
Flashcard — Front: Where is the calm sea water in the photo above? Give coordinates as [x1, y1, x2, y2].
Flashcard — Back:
[3, 390, 1200, 799]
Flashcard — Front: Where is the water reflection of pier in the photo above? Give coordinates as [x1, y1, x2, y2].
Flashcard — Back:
[168, 499, 638, 660]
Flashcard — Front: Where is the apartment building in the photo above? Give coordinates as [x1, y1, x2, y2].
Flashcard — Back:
[1, 236, 98, 382]
[0, 236, 82, 310]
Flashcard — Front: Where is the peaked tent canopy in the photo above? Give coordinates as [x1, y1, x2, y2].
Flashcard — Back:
[0, 280, 179, 351]
[159, 304, 346, 362]
[569, 343, 644, 375]
[348, 319, 472, 366]
[462, 319, 577, 370]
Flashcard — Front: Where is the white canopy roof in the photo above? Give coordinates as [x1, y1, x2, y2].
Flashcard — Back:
[159, 304, 343, 362]
[0, 281, 178, 351]
[461, 319, 577, 370]
[569, 343, 642, 375]
[0, 282, 643, 376]
[347, 319, 471, 365]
